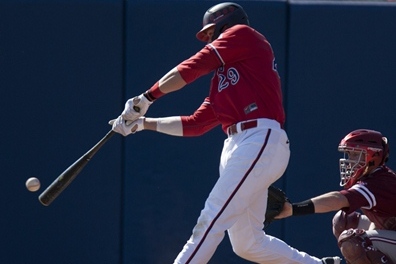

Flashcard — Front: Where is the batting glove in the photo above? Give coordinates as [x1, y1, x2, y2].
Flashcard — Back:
[112, 116, 145, 136]
[121, 94, 152, 121]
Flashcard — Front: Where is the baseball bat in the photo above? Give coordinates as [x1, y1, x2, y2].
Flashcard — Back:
[38, 129, 115, 206]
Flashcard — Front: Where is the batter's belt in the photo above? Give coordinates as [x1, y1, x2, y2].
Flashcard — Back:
[227, 118, 281, 136]
[227, 120, 257, 136]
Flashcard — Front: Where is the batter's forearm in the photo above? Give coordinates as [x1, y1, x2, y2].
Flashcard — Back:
[142, 118, 158, 131]
[158, 67, 187, 94]
[144, 67, 187, 102]
[143, 117, 183, 136]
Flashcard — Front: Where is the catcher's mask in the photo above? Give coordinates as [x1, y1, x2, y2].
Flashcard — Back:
[338, 129, 389, 189]
[196, 2, 249, 42]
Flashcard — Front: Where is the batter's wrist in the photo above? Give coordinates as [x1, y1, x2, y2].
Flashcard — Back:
[292, 199, 315, 216]
[144, 81, 165, 102]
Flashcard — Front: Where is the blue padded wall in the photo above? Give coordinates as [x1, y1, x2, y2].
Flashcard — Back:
[3, 0, 396, 263]
[1, 1, 124, 263]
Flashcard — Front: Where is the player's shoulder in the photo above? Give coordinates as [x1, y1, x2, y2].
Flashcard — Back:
[370, 165, 396, 180]
[220, 25, 266, 44]
[355, 166, 396, 191]
[231, 24, 253, 31]
[222, 24, 255, 36]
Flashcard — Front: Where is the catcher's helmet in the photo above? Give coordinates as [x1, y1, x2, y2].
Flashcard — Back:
[196, 2, 249, 42]
[338, 129, 389, 189]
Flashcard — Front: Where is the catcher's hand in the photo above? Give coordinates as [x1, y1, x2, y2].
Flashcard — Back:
[264, 185, 290, 229]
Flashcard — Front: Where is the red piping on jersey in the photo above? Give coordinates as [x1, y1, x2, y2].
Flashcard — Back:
[185, 129, 272, 263]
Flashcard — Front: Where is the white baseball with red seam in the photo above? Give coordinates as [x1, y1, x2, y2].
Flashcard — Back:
[26, 177, 40, 192]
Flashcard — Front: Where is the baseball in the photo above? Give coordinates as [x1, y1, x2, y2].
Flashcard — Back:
[26, 177, 40, 192]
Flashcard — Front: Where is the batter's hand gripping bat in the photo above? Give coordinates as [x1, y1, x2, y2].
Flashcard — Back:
[38, 129, 115, 206]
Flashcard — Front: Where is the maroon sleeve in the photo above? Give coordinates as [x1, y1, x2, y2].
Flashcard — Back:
[181, 97, 221, 136]
[176, 46, 222, 84]
[340, 186, 371, 214]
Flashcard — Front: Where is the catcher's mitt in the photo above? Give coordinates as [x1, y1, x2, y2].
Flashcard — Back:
[264, 185, 290, 229]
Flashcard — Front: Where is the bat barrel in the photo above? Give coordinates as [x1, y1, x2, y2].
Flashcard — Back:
[38, 130, 115, 206]
[38, 156, 89, 206]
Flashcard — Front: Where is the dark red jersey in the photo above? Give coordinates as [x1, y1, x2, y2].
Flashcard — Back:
[340, 166, 396, 230]
[177, 25, 285, 134]
[180, 97, 219, 136]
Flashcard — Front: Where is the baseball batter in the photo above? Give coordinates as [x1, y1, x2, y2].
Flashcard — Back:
[278, 129, 396, 263]
[112, 2, 340, 263]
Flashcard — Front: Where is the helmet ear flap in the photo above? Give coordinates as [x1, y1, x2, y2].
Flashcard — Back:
[219, 25, 228, 34]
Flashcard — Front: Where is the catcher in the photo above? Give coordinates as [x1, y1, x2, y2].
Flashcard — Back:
[272, 129, 396, 264]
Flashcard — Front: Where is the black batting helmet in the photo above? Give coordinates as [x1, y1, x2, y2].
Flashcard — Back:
[196, 2, 250, 42]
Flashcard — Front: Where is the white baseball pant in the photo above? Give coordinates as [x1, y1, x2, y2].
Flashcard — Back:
[174, 118, 324, 264]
